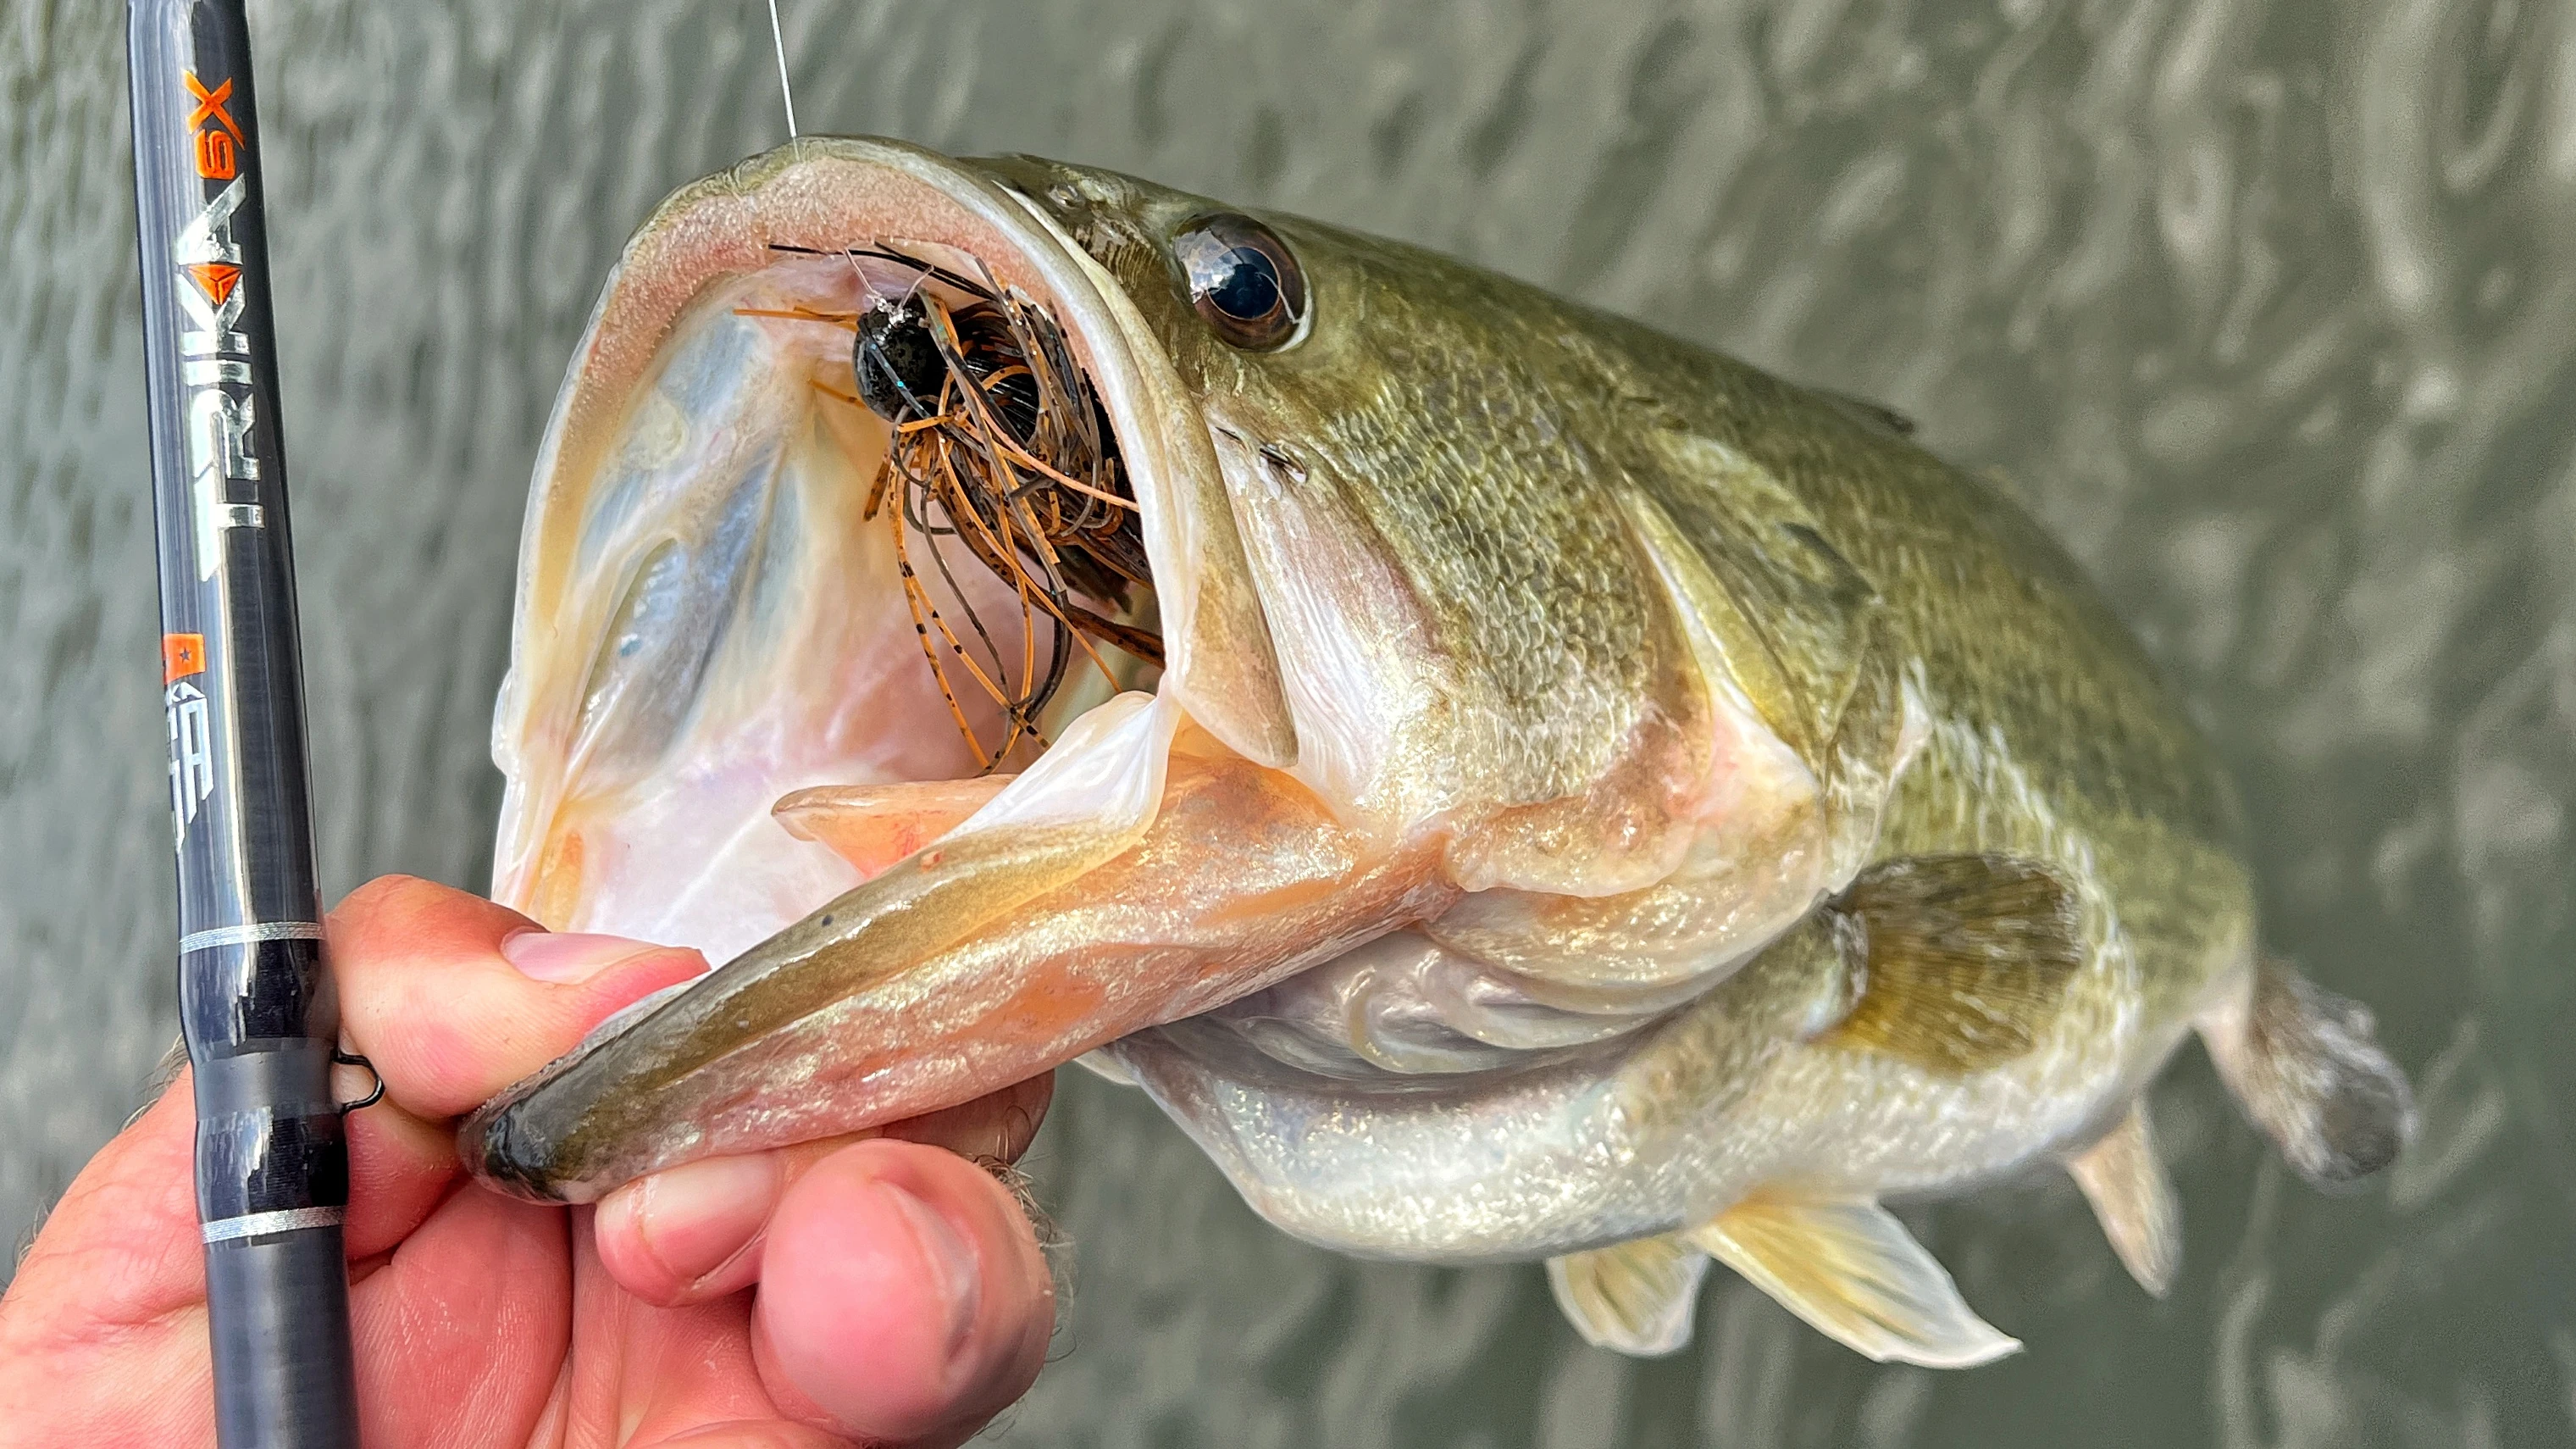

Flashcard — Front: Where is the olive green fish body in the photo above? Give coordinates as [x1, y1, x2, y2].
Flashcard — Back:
[1096, 224, 2257, 1244]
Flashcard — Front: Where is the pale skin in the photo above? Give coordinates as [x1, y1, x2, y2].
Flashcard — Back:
[0, 875, 1059, 1448]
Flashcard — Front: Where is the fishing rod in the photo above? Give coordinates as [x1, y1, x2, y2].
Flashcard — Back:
[128, 1, 370, 1443]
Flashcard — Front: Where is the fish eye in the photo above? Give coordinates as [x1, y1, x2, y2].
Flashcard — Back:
[1174, 214, 1306, 351]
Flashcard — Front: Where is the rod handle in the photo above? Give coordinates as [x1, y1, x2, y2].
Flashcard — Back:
[202, 1229, 363, 1449]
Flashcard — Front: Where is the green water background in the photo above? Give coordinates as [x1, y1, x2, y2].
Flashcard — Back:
[3, 1, 2569, 1443]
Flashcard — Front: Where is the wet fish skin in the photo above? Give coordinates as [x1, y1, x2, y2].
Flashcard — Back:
[984, 152, 2410, 1340]
[467, 140, 2414, 1367]
[992, 152, 2232, 864]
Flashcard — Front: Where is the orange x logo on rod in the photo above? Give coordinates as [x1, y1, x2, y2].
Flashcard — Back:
[185, 73, 241, 140]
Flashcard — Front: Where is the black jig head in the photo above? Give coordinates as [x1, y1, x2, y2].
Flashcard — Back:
[854, 298, 946, 421]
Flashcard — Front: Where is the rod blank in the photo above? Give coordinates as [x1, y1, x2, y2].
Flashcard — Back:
[127, 1, 362, 1443]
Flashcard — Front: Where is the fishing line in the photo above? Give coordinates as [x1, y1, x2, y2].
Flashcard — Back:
[766, 0, 799, 138]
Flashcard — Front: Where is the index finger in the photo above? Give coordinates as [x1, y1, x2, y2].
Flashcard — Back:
[0, 875, 706, 1361]
[332, 874, 708, 1122]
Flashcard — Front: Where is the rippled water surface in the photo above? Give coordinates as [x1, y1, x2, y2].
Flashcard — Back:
[5, 1, 2572, 1443]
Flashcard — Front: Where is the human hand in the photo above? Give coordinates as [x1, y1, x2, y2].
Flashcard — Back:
[0, 875, 1057, 1447]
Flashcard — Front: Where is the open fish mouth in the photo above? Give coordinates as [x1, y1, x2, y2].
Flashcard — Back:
[471, 141, 1357, 1201]
[492, 140, 1207, 966]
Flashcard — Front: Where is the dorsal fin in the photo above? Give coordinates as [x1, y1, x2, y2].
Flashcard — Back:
[1546, 1235, 1709, 1356]
[1815, 387, 1918, 438]
[2064, 1101, 2180, 1296]
[1814, 853, 2086, 1074]
[1685, 1189, 2019, 1368]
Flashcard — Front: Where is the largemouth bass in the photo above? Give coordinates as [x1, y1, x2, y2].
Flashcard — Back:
[463, 138, 2415, 1365]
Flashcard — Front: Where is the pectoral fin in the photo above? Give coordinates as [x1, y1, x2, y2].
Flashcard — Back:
[2201, 957, 2415, 1187]
[1814, 853, 2085, 1074]
[1548, 1235, 1709, 1356]
[2064, 1102, 2180, 1296]
[1686, 1190, 2020, 1368]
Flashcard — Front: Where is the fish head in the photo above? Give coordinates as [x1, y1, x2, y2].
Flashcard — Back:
[475, 139, 1821, 1201]
[499, 139, 1731, 958]
[973, 155, 1739, 875]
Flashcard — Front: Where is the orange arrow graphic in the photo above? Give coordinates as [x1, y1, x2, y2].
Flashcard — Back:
[183, 261, 241, 308]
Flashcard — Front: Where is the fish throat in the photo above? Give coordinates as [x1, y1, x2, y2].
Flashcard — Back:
[752, 242, 1161, 771]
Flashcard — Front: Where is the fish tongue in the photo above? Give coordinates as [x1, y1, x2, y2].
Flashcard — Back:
[466, 697, 1457, 1203]
[773, 776, 1016, 880]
